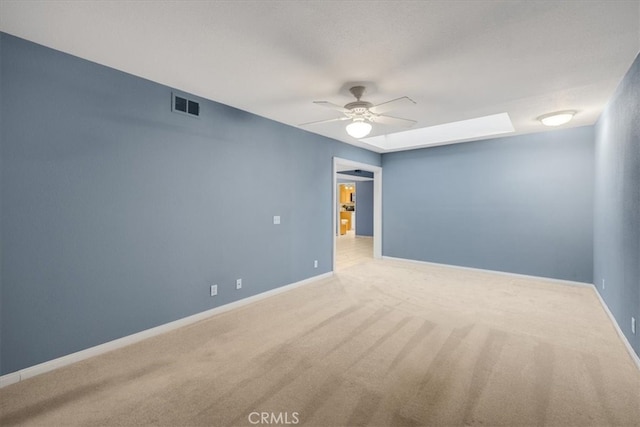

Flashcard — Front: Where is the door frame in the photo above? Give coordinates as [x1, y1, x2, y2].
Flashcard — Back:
[333, 157, 382, 270]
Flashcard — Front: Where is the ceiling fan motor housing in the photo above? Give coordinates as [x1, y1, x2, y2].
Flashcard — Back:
[345, 101, 372, 111]
[345, 86, 379, 121]
[345, 101, 374, 120]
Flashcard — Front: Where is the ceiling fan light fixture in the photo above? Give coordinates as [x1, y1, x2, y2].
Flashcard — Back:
[346, 120, 372, 138]
[537, 110, 576, 127]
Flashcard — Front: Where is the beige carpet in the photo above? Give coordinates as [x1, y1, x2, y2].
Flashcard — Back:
[1, 259, 639, 426]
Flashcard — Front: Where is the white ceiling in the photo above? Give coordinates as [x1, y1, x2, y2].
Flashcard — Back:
[1, 0, 639, 153]
[336, 173, 373, 182]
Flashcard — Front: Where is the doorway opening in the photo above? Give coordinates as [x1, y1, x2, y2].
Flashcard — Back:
[333, 157, 382, 271]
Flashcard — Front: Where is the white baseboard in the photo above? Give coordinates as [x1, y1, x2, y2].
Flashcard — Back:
[0, 272, 333, 389]
[381, 255, 640, 371]
[381, 256, 592, 287]
[592, 287, 640, 371]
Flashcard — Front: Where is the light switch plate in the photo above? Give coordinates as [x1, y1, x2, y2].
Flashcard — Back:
[273, 215, 281, 225]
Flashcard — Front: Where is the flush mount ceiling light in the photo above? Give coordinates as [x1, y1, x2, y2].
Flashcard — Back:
[537, 110, 576, 127]
[346, 119, 373, 138]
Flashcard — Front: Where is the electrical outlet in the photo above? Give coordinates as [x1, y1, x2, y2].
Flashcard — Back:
[210, 285, 218, 296]
[314, 260, 318, 268]
[632, 317, 636, 335]
[602, 279, 605, 290]
[236, 279, 242, 290]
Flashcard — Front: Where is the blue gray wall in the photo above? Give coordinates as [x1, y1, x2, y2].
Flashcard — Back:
[594, 53, 640, 357]
[0, 33, 380, 375]
[355, 181, 373, 237]
[382, 127, 594, 283]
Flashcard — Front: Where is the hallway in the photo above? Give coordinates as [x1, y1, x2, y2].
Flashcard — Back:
[335, 230, 373, 270]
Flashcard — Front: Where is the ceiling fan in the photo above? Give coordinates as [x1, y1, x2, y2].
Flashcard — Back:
[300, 86, 417, 138]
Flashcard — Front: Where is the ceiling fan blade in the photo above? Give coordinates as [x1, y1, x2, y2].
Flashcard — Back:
[298, 116, 350, 126]
[369, 96, 416, 114]
[313, 101, 350, 113]
[371, 115, 417, 127]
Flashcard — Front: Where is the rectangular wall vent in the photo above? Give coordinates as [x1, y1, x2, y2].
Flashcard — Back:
[188, 100, 199, 116]
[172, 93, 199, 117]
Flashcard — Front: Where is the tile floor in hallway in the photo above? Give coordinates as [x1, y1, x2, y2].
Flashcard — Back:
[335, 230, 373, 269]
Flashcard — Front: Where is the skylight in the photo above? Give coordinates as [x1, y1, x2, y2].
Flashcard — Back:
[362, 112, 515, 152]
